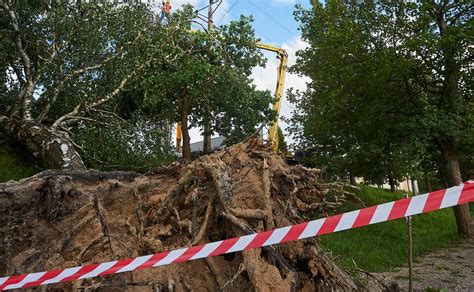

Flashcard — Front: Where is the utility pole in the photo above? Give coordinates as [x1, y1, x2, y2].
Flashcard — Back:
[202, 0, 214, 154]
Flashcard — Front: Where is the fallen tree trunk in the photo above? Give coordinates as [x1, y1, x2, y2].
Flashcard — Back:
[0, 140, 367, 291]
[0, 116, 85, 170]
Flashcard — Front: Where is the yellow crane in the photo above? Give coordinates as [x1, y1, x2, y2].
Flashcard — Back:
[175, 41, 288, 154]
[256, 42, 288, 152]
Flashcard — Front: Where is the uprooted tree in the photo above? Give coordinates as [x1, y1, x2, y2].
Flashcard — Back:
[0, 141, 383, 291]
[0, 1, 274, 169]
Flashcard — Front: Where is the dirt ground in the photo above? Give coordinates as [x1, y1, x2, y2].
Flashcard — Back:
[374, 239, 474, 291]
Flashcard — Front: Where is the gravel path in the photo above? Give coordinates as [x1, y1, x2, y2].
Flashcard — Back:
[374, 239, 474, 291]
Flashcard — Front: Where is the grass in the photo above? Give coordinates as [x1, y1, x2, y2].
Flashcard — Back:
[319, 185, 474, 273]
[0, 143, 42, 183]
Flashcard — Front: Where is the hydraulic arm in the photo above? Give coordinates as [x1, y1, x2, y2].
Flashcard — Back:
[256, 42, 288, 152]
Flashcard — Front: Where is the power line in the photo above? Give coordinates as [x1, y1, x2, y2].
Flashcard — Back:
[217, 0, 240, 24]
[247, 0, 294, 37]
[195, 0, 222, 13]
[215, 2, 277, 45]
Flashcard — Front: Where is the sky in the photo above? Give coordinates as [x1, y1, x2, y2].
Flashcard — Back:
[164, 0, 312, 146]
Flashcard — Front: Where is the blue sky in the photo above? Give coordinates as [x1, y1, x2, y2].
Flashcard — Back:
[169, 0, 312, 145]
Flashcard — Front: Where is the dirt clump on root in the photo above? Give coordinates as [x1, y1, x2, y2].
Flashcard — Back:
[0, 139, 362, 291]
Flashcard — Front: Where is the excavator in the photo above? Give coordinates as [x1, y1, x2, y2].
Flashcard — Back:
[176, 42, 288, 154]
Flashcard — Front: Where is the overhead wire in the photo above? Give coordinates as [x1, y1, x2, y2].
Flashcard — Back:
[217, 0, 240, 24]
[214, 1, 277, 47]
[247, 0, 294, 37]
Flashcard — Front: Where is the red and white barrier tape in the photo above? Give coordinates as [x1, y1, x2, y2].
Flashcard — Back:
[1, 181, 473, 290]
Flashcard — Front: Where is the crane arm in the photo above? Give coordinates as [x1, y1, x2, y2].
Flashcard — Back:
[256, 42, 288, 153]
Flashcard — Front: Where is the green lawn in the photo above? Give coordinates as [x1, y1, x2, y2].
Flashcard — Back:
[319, 185, 474, 273]
[0, 143, 42, 183]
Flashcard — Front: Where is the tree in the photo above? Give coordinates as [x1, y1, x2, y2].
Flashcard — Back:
[0, 2, 274, 168]
[0, 1, 170, 169]
[290, 1, 473, 235]
[141, 12, 274, 160]
[277, 126, 288, 154]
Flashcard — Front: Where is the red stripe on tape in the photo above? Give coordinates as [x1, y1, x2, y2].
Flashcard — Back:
[317, 214, 343, 235]
[458, 183, 474, 205]
[246, 230, 274, 250]
[99, 258, 134, 276]
[23, 270, 63, 288]
[352, 205, 377, 228]
[388, 197, 411, 220]
[210, 237, 239, 256]
[62, 264, 99, 282]
[175, 245, 205, 263]
[281, 222, 308, 243]
[423, 189, 446, 212]
[136, 252, 170, 271]
[0, 274, 27, 290]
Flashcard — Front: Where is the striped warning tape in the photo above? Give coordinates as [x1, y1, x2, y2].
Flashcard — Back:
[1, 181, 473, 290]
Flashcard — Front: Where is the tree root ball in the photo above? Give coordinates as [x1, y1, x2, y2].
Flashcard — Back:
[0, 139, 366, 291]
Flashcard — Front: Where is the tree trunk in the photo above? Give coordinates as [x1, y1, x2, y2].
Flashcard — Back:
[0, 116, 85, 170]
[203, 123, 212, 154]
[349, 173, 357, 186]
[437, 161, 449, 189]
[388, 175, 396, 193]
[425, 173, 432, 192]
[180, 107, 191, 161]
[438, 137, 472, 237]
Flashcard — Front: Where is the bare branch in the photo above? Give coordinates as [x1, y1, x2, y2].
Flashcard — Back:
[1, 0, 36, 119]
[36, 27, 144, 122]
[52, 59, 151, 129]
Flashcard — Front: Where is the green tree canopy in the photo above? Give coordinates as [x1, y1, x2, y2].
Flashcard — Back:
[1, 1, 275, 168]
[290, 0, 473, 235]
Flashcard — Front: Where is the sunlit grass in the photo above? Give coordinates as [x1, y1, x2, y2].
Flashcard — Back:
[319, 185, 474, 272]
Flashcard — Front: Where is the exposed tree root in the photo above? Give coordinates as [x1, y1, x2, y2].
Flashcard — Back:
[0, 139, 377, 290]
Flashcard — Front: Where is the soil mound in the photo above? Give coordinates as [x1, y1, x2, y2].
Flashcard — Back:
[0, 140, 359, 291]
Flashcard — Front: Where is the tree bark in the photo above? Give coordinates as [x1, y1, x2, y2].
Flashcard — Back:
[388, 175, 396, 193]
[180, 106, 191, 161]
[203, 123, 212, 154]
[0, 116, 85, 170]
[425, 173, 432, 192]
[349, 173, 357, 186]
[438, 137, 472, 237]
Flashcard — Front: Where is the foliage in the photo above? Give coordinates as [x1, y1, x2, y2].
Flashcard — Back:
[319, 186, 474, 272]
[75, 114, 175, 172]
[277, 126, 288, 153]
[141, 9, 275, 155]
[1, 1, 274, 168]
[289, 1, 473, 184]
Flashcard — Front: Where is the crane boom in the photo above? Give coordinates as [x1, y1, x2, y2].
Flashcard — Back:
[256, 42, 288, 152]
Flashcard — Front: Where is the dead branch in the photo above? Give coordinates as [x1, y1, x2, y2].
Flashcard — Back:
[262, 158, 275, 229]
[91, 192, 114, 256]
[190, 199, 213, 245]
[52, 59, 151, 129]
[205, 257, 226, 288]
[230, 208, 266, 220]
[220, 263, 244, 291]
